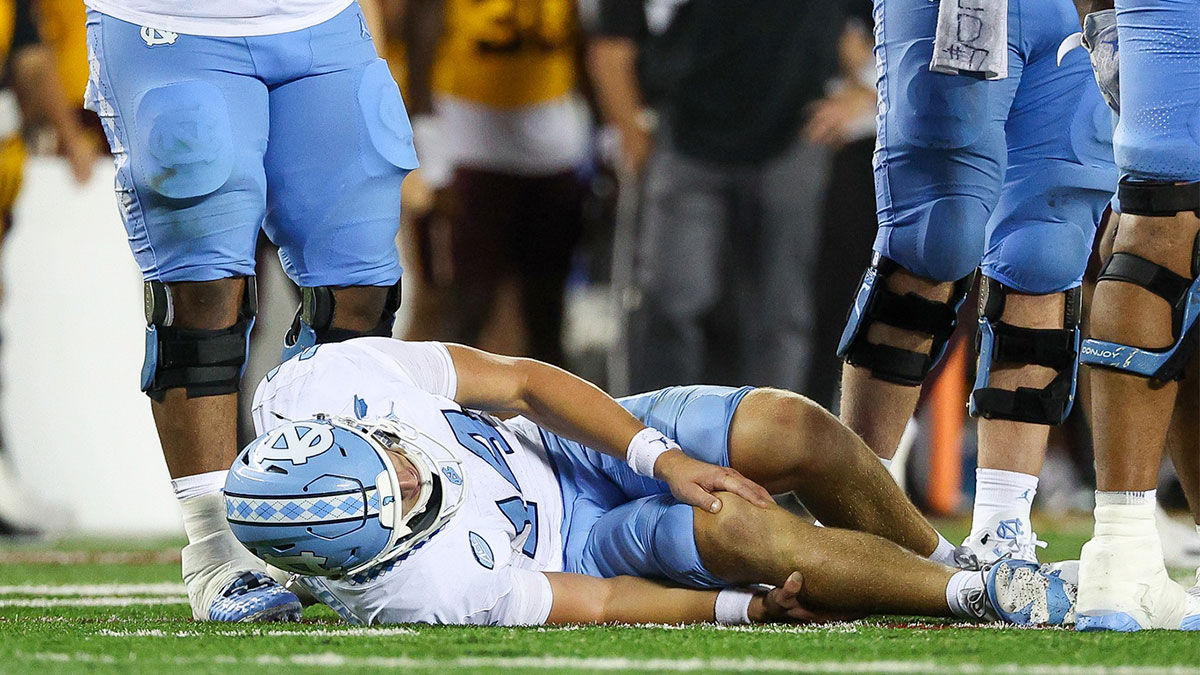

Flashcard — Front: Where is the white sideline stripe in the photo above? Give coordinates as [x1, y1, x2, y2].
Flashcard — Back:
[15, 653, 1200, 674]
[97, 627, 418, 638]
[0, 596, 185, 608]
[0, 583, 185, 596]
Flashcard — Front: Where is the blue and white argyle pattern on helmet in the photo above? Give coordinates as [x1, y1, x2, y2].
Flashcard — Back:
[226, 490, 382, 525]
[225, 418, 400, 577]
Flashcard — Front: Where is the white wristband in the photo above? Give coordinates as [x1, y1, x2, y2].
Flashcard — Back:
[625, 427, 680, 478]
[714, 588, 755, 625]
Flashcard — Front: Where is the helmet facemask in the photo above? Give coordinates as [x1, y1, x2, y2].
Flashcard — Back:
[322, 415, 464, 576]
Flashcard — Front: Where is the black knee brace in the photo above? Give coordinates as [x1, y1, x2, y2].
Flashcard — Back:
[837, 254, 975, 386]
[282, 280, 403, 361]
[969, 278, 1082, 425]
[141, 278, 257, 401]
[1080, 180, 1200, 381]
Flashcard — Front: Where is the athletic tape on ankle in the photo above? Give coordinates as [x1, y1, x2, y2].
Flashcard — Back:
[715, 588, 755, 624]
[626, 427, 680, 478]
[172, 470, 229, 500]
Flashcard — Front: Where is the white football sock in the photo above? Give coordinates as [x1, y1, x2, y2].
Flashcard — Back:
[172, 470, 227, 503]
[1194, 524, 1199, 588]
[971, 468, 1038, 534]
[945, 570, 986, 620]
[1092, 490, 1157, 538]
[178, 488, 263, 619]
[930, 533, 958, 567]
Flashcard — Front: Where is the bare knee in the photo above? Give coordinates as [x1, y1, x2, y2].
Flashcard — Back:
[329, 285, 393, 332]
[733, 389, 847, 481]
[164, 278, 245, 330]
[695, 491, 827, 585]
[694, 491, 776, 582]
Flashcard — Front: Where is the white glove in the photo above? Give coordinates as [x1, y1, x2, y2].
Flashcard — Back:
[1058, 9, 1120, 113]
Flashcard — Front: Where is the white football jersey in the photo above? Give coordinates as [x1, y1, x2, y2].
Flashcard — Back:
[251, 338, 565, 625]
[84, 0, 356, 37]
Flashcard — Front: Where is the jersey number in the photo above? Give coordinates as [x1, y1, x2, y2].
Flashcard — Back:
[443, 409, 540, 558]
[474, 0, 571, 54]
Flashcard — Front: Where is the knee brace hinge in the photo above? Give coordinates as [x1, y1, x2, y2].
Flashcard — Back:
[970, 279, 1081, 425]
[838, 254, 975, 386]
[1080, 238, 1200, 381]
[141, 278, 257, 401]
[282, 280, 403, 361]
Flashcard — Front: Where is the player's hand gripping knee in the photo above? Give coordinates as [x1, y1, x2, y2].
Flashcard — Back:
[753, 572, 864, 624]
[654, 451, 774, 513]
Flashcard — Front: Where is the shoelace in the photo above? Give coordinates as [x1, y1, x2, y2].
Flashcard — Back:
[996, 533, 1047, 560]
[223, 571, 269, 597]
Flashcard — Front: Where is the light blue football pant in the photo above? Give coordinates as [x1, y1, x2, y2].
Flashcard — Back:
[1114, 0, 1200, 182]
[873, 0, 1117, 293]
[541, 385, 755, 589]
[84, 4, 417, 285]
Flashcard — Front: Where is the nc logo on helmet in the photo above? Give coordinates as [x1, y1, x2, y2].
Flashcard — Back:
[253, 423, 336, 466]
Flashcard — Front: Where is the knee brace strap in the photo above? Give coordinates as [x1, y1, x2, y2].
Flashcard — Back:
[1118, 179, 1200, 218]
[141, 278, 257, 401]
[282, 281, 403, 361]
[837, 254, 974, 386]
[969, 279, 1082, 425]
[1080, 247, 1200, 381]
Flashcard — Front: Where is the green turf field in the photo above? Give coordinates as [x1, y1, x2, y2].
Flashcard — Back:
[1, 517, 1197, 675]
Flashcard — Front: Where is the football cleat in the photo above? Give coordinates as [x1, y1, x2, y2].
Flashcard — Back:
[1076, 529, 1196, 632]
[959, 511, 1046, 567]
[1182, 584, 1200, 631]
[207, 571, 302, 623]
[986, 559, 1077, 626]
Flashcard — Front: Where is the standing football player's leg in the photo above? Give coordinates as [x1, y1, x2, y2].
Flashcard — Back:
[85, 10, 299, 621]
[726, 388, 948, 562]
[1166, 358, 1199, 524]
[1077, 0, 1200, 631]
[1165, 357, 1200, 598]
[260, 7, 416, 358]
[838, 0, 1019, 460]
[964, 13, 1117, 563]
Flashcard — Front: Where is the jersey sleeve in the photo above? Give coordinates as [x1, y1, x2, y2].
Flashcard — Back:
[354, 338, 458, 399]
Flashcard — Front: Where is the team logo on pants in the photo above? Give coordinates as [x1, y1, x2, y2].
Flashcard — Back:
[140, 27, 179, 47]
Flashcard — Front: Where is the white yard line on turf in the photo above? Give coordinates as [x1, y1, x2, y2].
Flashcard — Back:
[96, 628, 418, 638]
[15, 653, 1200, 675]
[0, 596, 185, 608]
[0, 583, 185, 596]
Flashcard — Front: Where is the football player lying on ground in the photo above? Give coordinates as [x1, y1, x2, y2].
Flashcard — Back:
[223, 338, 1075, 626]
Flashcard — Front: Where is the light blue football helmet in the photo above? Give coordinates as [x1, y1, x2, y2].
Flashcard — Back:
[225, 414, 465, 578]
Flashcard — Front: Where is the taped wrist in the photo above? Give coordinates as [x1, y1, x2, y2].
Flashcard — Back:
[626, 427, 679, 478]
[715, 588, 755, 625]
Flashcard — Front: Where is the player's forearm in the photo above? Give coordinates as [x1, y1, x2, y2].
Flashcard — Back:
[11, 46, 82, 140]
[404, 0, 445, 116]
[545, 573, 723, 625]
[586, 38, 646, 139]
[447, 345, 648, 463]
[507, 358, 648, 461]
